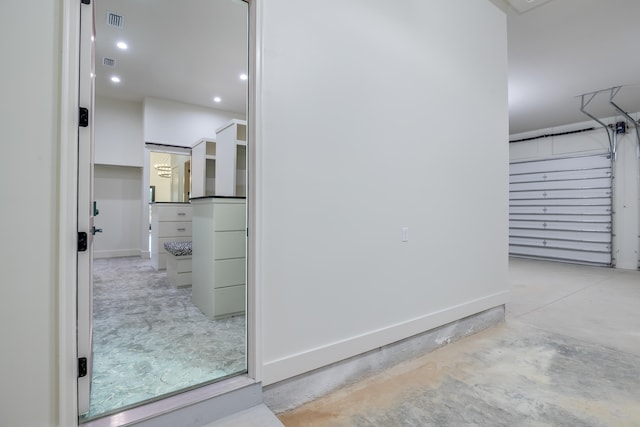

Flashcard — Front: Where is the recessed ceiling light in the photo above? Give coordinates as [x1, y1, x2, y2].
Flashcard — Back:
[111, 76, 121, 83]
[213, 96, 221, 103]
[117, 41, 128, 50]
[240, 73, 248, 81]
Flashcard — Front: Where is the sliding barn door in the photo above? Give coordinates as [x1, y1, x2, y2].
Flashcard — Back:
[509, 153, 613, 266]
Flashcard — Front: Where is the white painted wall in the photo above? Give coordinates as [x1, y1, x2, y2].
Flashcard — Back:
[94, 165, 144, 258]
[509, 114, 640, 269]
[258, 0, 509, 385]
[0, 2, 58, 426]
[143, 97, 243, 147]
[95, 96, 144, 167]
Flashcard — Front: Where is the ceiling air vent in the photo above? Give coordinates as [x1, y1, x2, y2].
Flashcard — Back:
[106, 12, 124, 28]
[102, 57, 116, 68]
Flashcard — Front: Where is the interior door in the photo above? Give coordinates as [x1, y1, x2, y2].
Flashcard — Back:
[77, 0, 96, 416]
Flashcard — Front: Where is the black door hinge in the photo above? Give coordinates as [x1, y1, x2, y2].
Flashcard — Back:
[81, 0, 90, 5]
[78, 232, 88, 252]
[78, 357, 88, 377]
[79, 107, 89, 127]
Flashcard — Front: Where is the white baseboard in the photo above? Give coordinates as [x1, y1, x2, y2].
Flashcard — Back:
[262, 291, 508, 386]
[140, 250, 151, 259]
[264, 301, 506, 413]
[94, 249, 142, 259]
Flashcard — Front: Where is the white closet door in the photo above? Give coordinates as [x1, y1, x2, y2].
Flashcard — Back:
[509, 153, 613, 266]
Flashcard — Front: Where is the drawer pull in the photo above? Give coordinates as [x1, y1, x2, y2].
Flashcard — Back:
[177, 228, 186, 232]
[177, 212, 186, 216]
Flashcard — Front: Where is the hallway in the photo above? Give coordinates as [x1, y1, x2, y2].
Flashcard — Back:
[276, 258, 640, 426]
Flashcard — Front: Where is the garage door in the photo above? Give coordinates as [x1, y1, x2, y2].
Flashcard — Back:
[509, 153, 613, 266]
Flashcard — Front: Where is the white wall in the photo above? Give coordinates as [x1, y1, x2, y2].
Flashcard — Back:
[0, 1, 58, 426]
[143, 97, 243, 147]
[94, 165, 144, 258]
[509, 114, 640, 269]
[258, 0, 509, 385]
[95, 96, 144, 167]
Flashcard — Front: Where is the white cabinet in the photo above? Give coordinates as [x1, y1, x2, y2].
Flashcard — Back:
[150, 203, 192, 270]
[190, 138, 216, 198]
[191, 197, 246, 319]
[215, 120, 246, 197]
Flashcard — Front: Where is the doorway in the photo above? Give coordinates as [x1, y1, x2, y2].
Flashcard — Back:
[78, 0, 250, 422]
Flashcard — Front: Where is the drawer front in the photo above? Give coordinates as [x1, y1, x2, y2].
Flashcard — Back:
[157, 221, 192, 237]
[214, 258, 245, 288]
[156, 205, 193, 221]
[213, 285, 245, 318]
[214, 203, 246, 231]
[214, 231, 245, 259]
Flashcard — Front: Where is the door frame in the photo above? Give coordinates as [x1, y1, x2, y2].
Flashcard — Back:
[58, 0, 262, 425]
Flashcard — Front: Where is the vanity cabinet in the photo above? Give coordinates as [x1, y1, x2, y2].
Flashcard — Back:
[150, 203, 192, 270]
[191, 197, 246, 319]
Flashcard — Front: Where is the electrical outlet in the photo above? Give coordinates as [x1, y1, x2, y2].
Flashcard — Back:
[401, 227, 409, 242]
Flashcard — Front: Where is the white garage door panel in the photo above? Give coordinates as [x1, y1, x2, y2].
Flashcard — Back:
[509, 246, 611, 265]
[509, 237, 611, 252]
[510, 177, 611, 192]
[510, 198, 611, 207]
[510, 205, 611, 215]
[510, 188, 611, 200]
[509, 168, 611, 183]
[510, 228, 611, 243]
[509, 153, 612, 266]
[510, 155, 611, 175]
[510, 214, 610, 222]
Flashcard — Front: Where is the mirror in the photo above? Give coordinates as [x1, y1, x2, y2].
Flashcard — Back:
[149, 151, 191, 203]
[84, 0, 248, 420]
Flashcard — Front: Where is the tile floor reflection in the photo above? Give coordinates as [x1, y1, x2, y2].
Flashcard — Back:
[82, 257, 246, 420]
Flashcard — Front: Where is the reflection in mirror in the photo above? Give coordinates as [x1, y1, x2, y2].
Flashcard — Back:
[82, 0, 248, 421]
[149, 151, 191, 203]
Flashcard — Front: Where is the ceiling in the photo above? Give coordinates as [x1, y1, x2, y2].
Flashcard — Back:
[94, 0, 640, 135]
[94, 0, 248, 115]
[501, 0, 640, 134]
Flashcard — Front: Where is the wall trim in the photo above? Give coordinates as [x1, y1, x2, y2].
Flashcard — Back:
[262, 292, 509, 386]
[58, 0, 81, 426]
[93, 249, 142, 259]
[264, 304, 506, 413]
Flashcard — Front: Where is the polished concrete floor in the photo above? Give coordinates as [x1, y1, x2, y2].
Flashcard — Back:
[277, 258, 640, 426]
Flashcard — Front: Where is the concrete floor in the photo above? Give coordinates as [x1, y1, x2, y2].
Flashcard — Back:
[278, 258, 640, 426]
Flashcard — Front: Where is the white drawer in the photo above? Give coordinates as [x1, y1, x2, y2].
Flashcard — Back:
[157, 221, 192, 237]
[157, 205, 192, 221]
[214, 203, 246, 231]
[214, 258, 245, 288]
[212, 285, 245, 318]
[214, 231, 245, 259]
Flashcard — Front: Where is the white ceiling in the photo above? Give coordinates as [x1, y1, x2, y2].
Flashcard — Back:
[94, 0, 640, 135]
[94, 0, 248, 115]
[503, 0, 640, 134]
